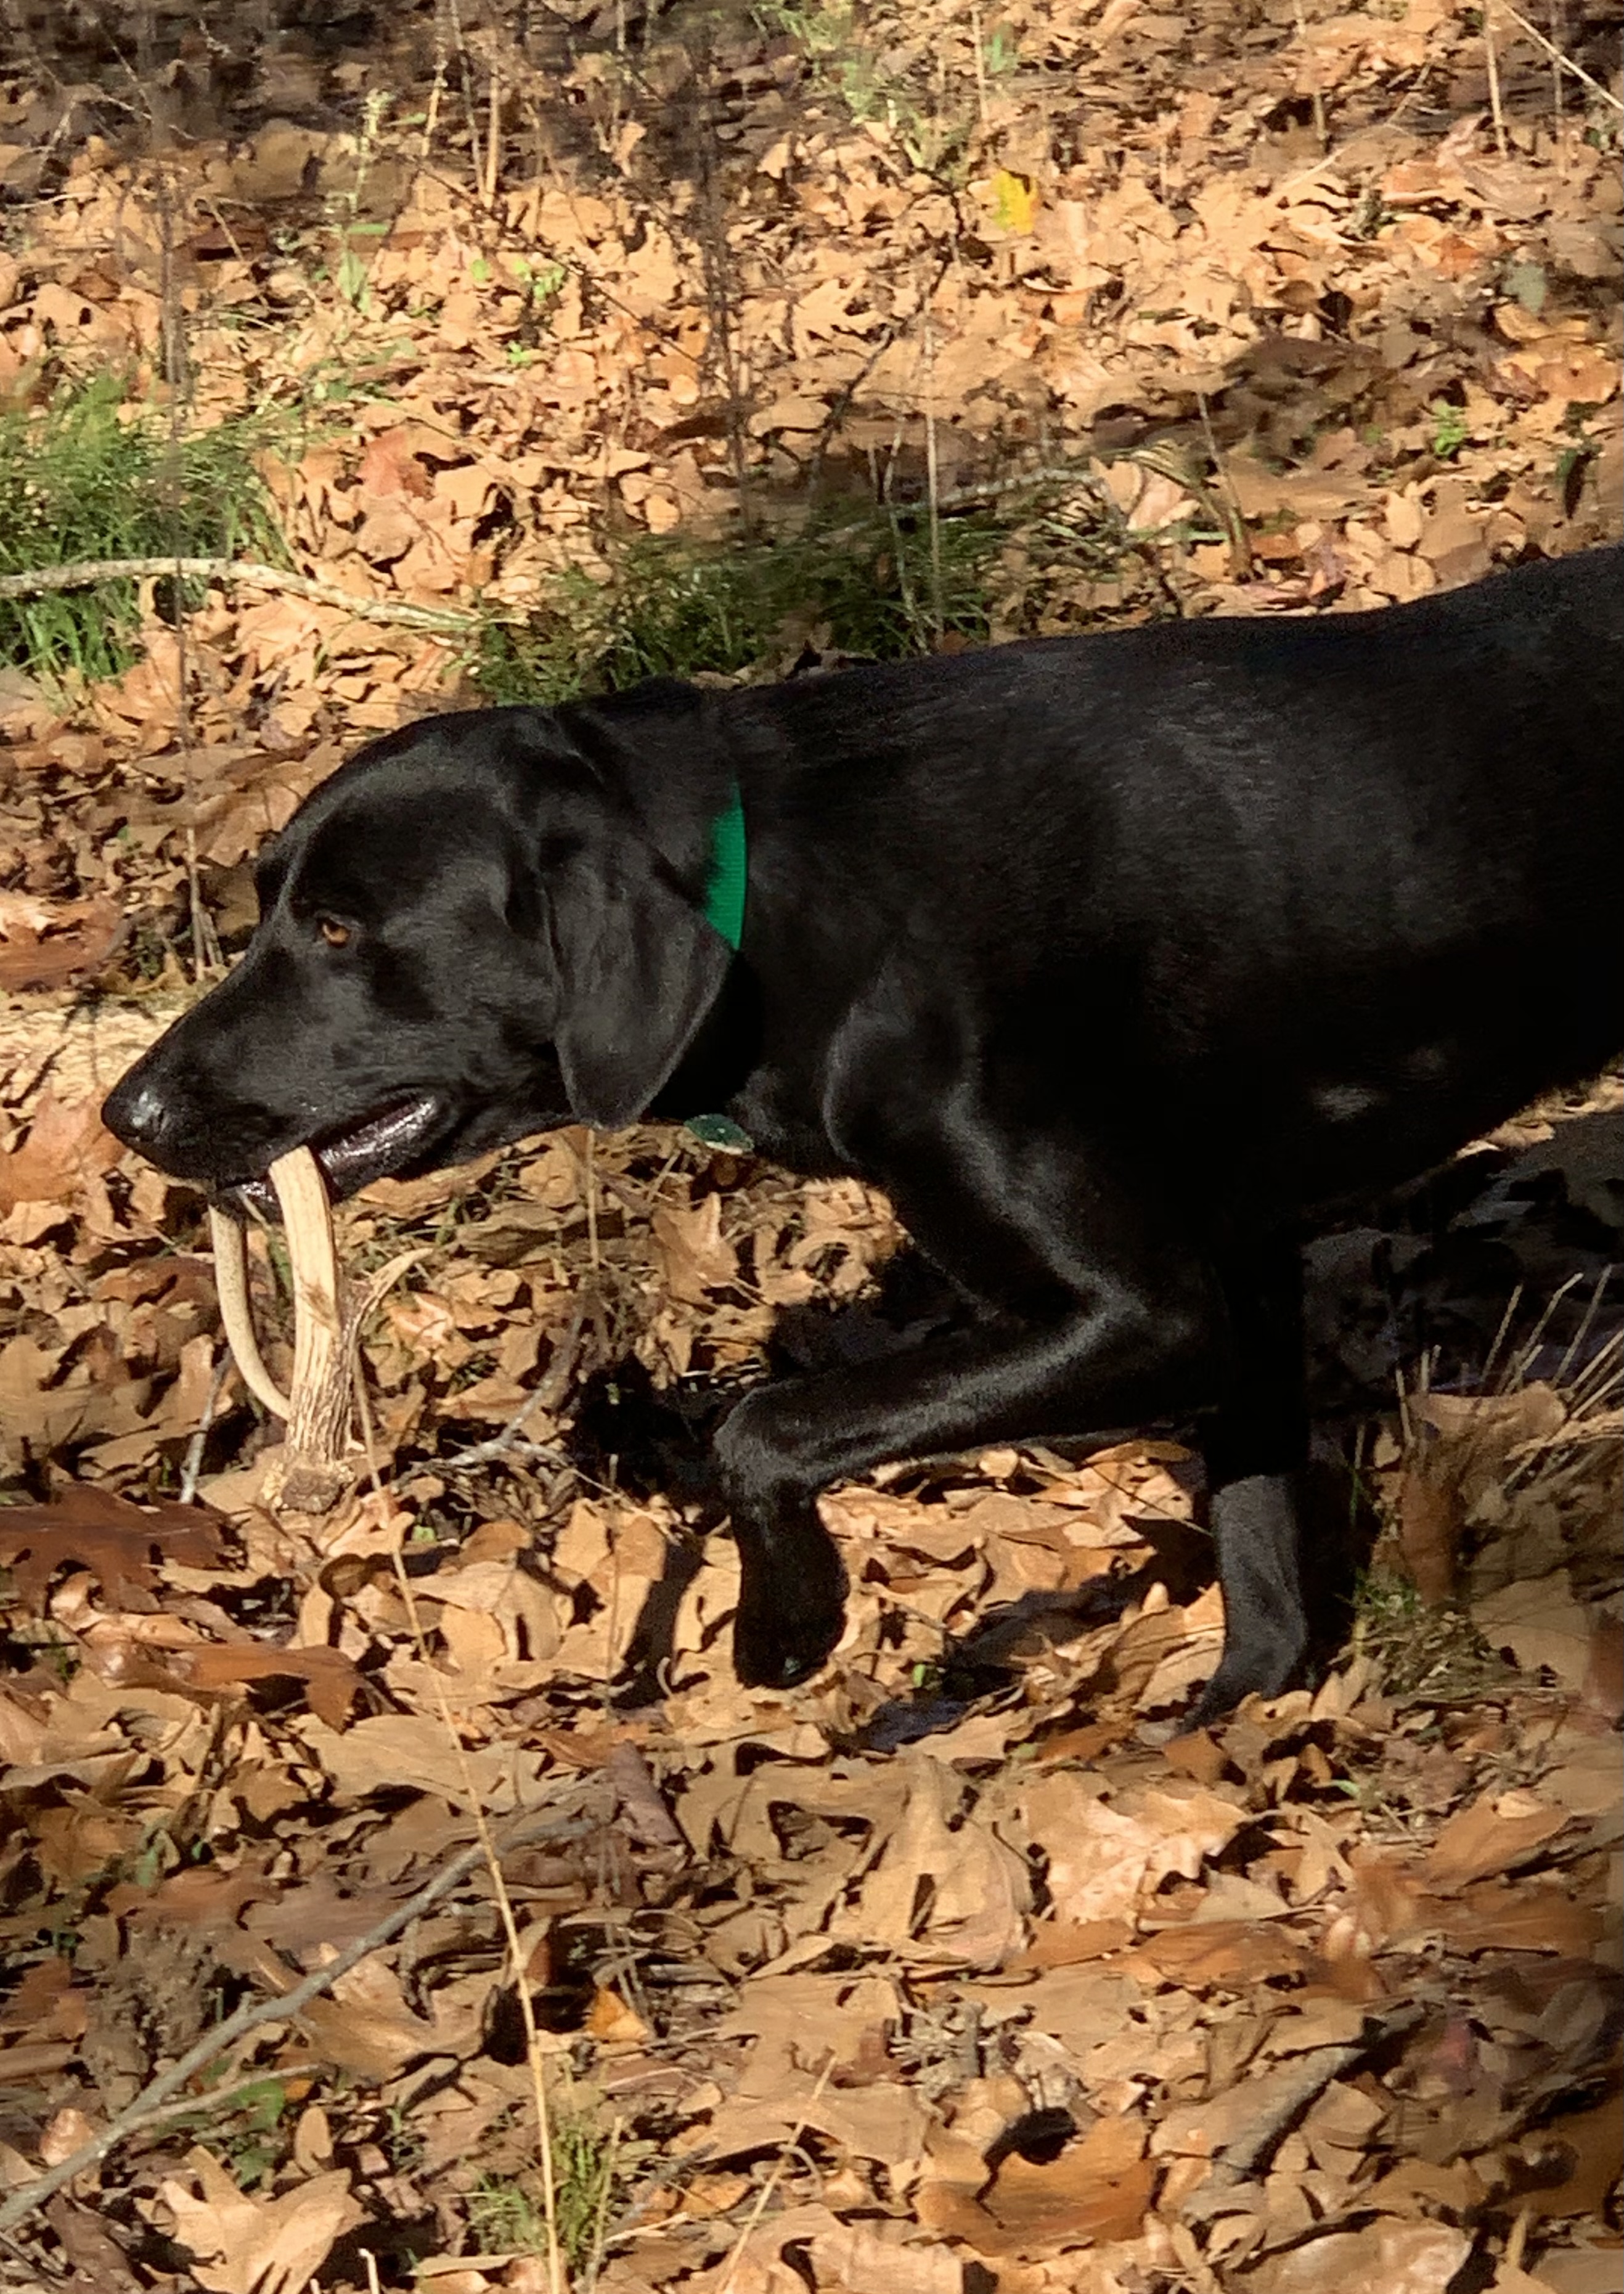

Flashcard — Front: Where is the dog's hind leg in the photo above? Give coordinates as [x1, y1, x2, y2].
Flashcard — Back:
[1185, 1238, 1312, 1725]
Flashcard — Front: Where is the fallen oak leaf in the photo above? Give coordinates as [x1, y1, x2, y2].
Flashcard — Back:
[0, 1485, 226, 1610]
[1125, 1917, 1315, 1990]
[1397, 1453, 1463, 1604]
[150, 2154, 361, 2294]
[1421, 1788, 1570, 1890]
[1241, 2220, 1471, 2294]
[0, 1089, 124, 1214]
[0, 896, 126, 992]
[175, 1643, 364, 1729]
[916, 2113, 1156, 2258]
[0, 1789, 597, 2240]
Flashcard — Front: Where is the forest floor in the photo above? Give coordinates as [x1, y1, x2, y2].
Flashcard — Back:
[0, 3, 1620, 2291]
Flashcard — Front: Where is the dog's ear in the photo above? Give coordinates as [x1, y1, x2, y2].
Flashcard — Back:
[547, 838, 732, 1127]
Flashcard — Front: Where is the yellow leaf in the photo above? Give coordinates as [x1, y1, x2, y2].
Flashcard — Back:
[988, 168, 1038, 234]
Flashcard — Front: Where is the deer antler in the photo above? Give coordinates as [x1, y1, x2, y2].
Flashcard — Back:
[207, 1148, 356, 1511]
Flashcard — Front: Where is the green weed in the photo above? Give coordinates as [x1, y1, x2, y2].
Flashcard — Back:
[1429, 398, 1470, 462]
[1349, 1567, 1511, 1702]
[329, 88, 393, 314]
[755, 2, 973, 174]
[475, 503, 1005, 704]
[468, 2113, 630, 2277]
[0, 376, 283, 683]
[166, 2076, 293, 2189]
[467, 2173, 550, 2256]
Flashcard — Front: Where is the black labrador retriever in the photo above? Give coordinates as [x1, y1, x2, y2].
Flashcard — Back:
[105, 545, 1623, 1718]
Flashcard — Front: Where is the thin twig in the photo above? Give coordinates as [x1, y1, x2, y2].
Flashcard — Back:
[0, 557, 476, 634]
[1485, 1, 1509, 157]
[116, 2063, 321, 2136]
[177, 1352, 233, 1506]
[483, 56, 503, 210]
[1292, 0, 1328, 148]
[440, 1289, 592, 1474]
[0, 1797, 589, 2238]
[1495, 0, 1623, 110]
[716, 2059, 835, 2294]
[1182, 2004, 1427, 2214]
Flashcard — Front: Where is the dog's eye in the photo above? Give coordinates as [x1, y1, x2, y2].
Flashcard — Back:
[316, 916, 353, 949]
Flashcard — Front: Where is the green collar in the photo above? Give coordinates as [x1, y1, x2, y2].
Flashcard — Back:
[703, 785, 747, 952]
[688, 785, 753, 1153]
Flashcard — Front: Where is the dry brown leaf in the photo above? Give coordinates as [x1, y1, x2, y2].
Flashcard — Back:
[0, 1487, 226, 1610]
[0, 1091, 124, 1214]
[296, 1712, 552, 1813]
[1026, 1776, 1247, 1927]
[0, 896, 124, 992]
[177, 1644, 363, 1730]
[1473, 1579, 1598, 1692]
[151, 2155, 361, 2294]
[1128, 1919, 1314, 1990]
[916, 2114, 1155, 2258]
[1422, 1789, 1570, 1890]
[807, 2220, 966, 2294]
[1243, 2220, 1471, 2294]
[1397, 1461, 1462, 1604]
[297, 1958, 451, 2080]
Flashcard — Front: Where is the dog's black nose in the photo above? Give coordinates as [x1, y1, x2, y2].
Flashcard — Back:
[102, 1069, 170, 1152]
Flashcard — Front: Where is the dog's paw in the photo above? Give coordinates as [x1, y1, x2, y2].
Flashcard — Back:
[731, 1535, 847, 1689]
[1180, 1650, 1305, 1734]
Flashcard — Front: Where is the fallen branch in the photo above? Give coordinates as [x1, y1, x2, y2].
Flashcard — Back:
[1493, 0, 1623, 110]
[0, 555, 477, 635]
[1180, 2002, 1427, 2221]
[0, 1790, 594, 2239]
[442, 1289, 592, 1474]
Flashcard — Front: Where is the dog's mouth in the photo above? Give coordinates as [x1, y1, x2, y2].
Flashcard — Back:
[219, 1093, 448, 1217]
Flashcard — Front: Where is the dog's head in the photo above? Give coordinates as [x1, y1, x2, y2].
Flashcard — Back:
[102, 697, 737, 1210]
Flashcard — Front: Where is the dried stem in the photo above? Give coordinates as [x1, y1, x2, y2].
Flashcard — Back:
[0, 1796, 592, 2239]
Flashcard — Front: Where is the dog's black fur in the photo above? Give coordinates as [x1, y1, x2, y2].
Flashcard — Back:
[105, 547, 1623, 1716]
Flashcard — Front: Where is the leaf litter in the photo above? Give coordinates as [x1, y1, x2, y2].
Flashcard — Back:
[0, 2, 1621, 2290]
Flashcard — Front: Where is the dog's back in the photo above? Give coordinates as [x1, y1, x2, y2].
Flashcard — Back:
[729, 545, 1622, 1218]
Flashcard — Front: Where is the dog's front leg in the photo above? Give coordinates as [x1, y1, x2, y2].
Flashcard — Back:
[715, 1273, 1218, 1689]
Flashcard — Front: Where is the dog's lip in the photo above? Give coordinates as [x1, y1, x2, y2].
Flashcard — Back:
[215, 1093, 448, 1217]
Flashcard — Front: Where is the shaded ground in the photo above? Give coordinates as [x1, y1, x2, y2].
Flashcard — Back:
[0, 4, 1620, 2291]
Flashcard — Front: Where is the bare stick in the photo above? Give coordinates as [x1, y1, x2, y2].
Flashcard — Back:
[1293, 0, 1328, 147]
[442, 1290, 592, 1473]
[350, 1383, 568, 2294]
[0, 558, 475, 635]
[0, 1795, 591, 2239]
[1181, 2004, 1426, 2214]
[177, 1352, 233, 1506]
[1495, 0, 1622, 109]
[716, 2059, 836, 2294]
[1485, 1, 1509, 157]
